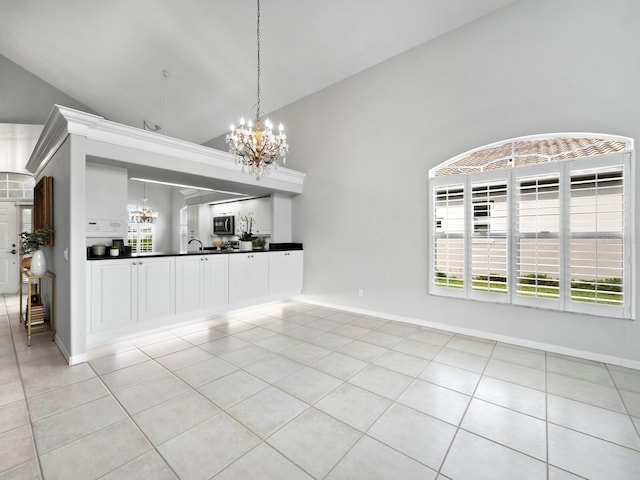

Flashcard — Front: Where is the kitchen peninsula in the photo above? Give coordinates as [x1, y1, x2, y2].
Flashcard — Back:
[87, 245, 303, 348]
[26, 105, 305, 364]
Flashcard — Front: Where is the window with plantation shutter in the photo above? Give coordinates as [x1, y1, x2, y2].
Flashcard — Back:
[471, 181, 508, 296]
[516, 175, 560, 303]
[429, 134, 634, 320]
[569, 167, 624, 309]
[433, 185, 465, 291]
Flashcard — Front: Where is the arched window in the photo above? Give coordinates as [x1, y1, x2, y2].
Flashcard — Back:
[429, 134, 634, 320]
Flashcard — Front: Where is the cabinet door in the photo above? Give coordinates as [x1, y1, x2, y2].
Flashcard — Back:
[228, 253, 251, 304]
[90, 260, 136, 333]
[254, 196, 272, 235]
[268, 252, 288, 295]
[138, 257, 175, 322]
[288, 251, 304, 292]
[268, 251, 304, 295]
[250, 253, 269, 299]
[187, 205, 199, 238]
[175, 255, 204, 314]
[203, 254, 229, 308]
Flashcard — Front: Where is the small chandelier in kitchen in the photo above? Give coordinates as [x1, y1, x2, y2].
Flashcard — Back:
[226, 0, 288, 179]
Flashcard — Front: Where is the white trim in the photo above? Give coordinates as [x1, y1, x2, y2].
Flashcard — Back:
[26, 105, 305, 193]
[296, 295, 640, 370]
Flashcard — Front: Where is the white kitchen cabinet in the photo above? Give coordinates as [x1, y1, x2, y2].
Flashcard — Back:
[203, 254, 229, 309]
[187, 204, 199, 238]
[268, 250, 303, 295]
[90, 259, 137, 333]
[90, 257, 175, 333]
[176, 254, 228, 313]
[137, 257, 175, 322]
[175, 255, 204, 314]
[253, 196, 272, 235]
[228, 252, 269, 304]
[89, 249, 300, 341]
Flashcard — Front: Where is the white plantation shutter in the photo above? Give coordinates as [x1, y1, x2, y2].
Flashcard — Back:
[569, 166, 625, 314]
[470, 180, 508, 298]
[128, 224, 155, 254]
[432, 184, 465, 292]
[516, 175, 561, 306]
[429, 146, 632, 319]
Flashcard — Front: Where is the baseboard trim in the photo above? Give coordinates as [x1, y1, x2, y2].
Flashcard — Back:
[295, 295, 640, 371]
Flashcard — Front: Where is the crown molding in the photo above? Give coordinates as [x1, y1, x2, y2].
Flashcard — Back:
[27, 105, 305, 192]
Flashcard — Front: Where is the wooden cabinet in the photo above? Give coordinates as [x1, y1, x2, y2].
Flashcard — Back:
[20, 269, 56, 346]
[229, 252, 269, 304]
[268, 251, 303, 295]
[90, 257, 175, 333]
[176, 254, 228, 313]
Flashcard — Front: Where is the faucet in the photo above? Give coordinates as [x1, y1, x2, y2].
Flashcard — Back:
[188, 238, 203, 252]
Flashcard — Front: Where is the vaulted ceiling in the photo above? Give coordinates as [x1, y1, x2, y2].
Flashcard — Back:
[0, 0, 514, 144]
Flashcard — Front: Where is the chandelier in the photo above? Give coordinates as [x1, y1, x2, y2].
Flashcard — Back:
[226, 0, 288, 179]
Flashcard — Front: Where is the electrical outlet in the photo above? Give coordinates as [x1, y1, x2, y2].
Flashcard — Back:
[358, 289, 364, 297]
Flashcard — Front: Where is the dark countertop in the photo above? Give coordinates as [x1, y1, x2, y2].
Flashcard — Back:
[87, 243, 303, 260]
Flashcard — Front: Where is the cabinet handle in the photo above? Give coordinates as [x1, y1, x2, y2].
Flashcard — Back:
[139, 261, 143, 265]
[132, 261, 137, 265]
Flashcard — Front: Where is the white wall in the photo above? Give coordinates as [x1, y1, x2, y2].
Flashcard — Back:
[36, 138, 75, 359]
[0, 53, 95, 124]
[274, 0, 640, 364]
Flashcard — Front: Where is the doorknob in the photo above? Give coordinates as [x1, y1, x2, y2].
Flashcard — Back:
[10, 249, 16, 255]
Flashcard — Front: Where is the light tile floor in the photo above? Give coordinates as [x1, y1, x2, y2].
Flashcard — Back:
[1, 294, 640, 479]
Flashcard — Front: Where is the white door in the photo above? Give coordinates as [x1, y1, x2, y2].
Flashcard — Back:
[0, 203, 19, 293]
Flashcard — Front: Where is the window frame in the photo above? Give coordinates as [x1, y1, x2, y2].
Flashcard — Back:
[429, 147, 634, 320]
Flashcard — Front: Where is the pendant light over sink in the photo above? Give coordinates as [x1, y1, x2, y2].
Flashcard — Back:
[226, 0, 289, 180]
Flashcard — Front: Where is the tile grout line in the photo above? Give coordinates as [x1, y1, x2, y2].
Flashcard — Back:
[432, 335, 497, 478]
[604, 362, 640, 440]
[3, 294, 45, 480]
[85, 349, 186, 480]
[545, 350, 550, 480]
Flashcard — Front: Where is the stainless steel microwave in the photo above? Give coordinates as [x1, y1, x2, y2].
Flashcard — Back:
[213, 215, 235, 235]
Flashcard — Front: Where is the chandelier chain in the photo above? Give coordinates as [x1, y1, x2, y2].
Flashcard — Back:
[256, 0, 261, 122]
[226, 0, 288, 179]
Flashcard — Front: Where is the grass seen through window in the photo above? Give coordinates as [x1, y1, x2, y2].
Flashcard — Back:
[435, 272, 622, 305]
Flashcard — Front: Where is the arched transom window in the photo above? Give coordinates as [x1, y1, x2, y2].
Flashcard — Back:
[429, 133, 634, 320]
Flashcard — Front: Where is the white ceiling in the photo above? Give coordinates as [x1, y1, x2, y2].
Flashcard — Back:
[0, 0, 514, 145]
